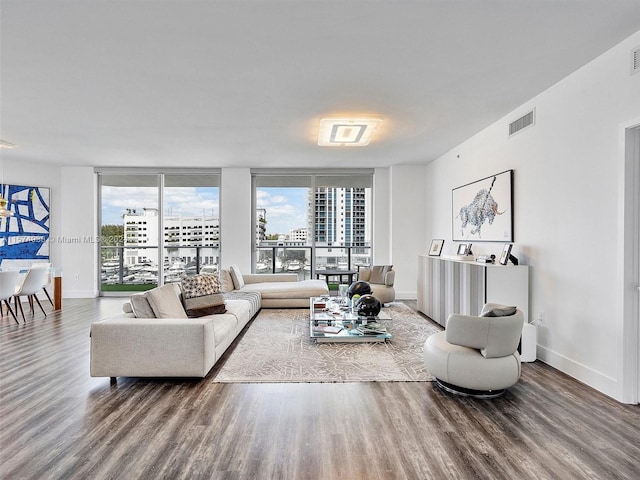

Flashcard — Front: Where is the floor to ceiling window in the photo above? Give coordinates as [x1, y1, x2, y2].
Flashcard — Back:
[98, 170, 220, 294]
[252, 170, 373, 281]
[163, 174, 220, 284]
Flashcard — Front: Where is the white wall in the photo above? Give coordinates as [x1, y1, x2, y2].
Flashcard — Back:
[373, 167, 391, 264]
[423, 30, 640, 401]
[220, 168, 252, 272]
[59, 166, 98, 298]
[389, 165, 427, 299]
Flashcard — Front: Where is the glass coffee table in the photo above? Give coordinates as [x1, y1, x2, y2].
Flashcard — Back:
[309, 296, 392, 343]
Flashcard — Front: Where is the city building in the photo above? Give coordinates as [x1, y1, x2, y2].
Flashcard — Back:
[123, 209, 219, 267]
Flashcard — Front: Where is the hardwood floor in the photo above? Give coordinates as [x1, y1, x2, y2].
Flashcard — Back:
[1, 299, 639, 480]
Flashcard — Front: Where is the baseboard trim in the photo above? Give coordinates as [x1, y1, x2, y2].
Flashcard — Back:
[396, 291, 416, 300]
[537, 345, 623, 402]
[62, 290, 98, 299]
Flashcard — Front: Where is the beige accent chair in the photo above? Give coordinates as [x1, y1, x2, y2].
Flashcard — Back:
[357, 265, 395, 304]
[423, 303, 524, 398]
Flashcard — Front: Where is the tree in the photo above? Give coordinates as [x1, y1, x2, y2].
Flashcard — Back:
[101, 224, 124, 246]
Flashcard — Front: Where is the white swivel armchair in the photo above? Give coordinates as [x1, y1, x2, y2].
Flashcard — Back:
[423, 303, 525, 398]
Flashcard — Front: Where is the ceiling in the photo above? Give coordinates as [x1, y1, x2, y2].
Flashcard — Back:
[2, 0, 640, 169]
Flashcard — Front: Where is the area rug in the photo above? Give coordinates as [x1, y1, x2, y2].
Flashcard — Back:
[212, 303, 441, 383]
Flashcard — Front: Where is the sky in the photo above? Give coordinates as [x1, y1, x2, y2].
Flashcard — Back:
[101, 186, 220, 225]
[101, 186, 308, 235]
[256, 187, 308, 235]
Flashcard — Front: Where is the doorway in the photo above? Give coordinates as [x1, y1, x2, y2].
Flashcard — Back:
[621, 122, 640, 404]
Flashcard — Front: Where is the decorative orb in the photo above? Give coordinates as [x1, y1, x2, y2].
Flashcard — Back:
[347, 281, 371, 299]
[356, 294, 382, 318]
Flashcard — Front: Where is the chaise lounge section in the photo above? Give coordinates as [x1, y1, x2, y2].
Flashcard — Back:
[220, 264, 329, 308]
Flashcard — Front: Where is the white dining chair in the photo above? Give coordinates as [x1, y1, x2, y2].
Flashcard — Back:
[0, 270, 20, 324]
[14, 267, 49, 321]
[30, 262, 53, 306]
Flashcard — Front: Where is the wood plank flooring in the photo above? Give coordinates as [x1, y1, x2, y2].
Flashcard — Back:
[1, 299, 639, 480]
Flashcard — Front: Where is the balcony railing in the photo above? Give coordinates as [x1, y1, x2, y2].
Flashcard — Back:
[101, 244, 370, 292]
[254, 245, 371, 281]
[100, 245, 219, 292]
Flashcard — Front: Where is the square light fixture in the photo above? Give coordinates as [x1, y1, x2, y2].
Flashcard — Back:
[318, 118, 382, 146]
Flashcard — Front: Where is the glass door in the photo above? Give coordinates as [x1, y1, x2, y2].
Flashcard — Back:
[163, 174, 220, 283]
[99, 174, 159, 293]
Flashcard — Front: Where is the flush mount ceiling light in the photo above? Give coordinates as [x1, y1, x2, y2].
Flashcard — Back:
[318, 118, 382, 146]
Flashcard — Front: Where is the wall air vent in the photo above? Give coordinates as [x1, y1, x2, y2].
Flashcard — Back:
[632, 46, 640, 75]
[509, 109, 535, 137]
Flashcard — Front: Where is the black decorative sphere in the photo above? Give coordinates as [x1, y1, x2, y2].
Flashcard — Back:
[347, 281, 371, 299]
[356, 294, 382, 318]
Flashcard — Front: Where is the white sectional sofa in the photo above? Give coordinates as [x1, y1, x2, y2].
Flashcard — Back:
[90, 268, 329, 381]
[90, 284, 261, 380]
[219, 266, 329, 308]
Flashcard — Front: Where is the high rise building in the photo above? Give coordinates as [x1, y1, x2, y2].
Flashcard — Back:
[310, 187, 370, 247]
[256, 208, 267, 244]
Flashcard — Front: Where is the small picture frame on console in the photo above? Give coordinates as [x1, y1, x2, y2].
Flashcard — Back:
[457, 243, 470, 255]
[429, 239, 444, 256]
[499, 243, 513, 265]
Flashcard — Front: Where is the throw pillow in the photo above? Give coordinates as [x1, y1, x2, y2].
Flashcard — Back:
[130, 293, 156, 318]
[229, 264, 245, 289]
[122, 302, 133, 314]
[369, 265, 392, 284]
[218, 269, 234, 293]
[146, 284, 188, 319]
[183, 293, 227, 317]
[480, 303, 517, 317]
[181, 274, 220, 298]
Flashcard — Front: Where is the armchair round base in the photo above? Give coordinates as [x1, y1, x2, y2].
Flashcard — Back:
[434, 378, 506, 399]
[424, 331, 521, 393]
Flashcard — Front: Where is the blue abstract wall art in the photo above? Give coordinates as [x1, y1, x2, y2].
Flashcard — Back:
[0, 184, 50, 260]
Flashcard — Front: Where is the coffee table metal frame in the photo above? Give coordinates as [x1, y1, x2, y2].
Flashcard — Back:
[309, 296, 392, 343]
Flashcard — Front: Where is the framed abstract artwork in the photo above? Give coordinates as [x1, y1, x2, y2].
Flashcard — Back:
[452, 169, 513, 242]
[0, 184, 50, 260]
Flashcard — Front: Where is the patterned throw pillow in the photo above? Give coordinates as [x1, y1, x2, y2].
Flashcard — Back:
[180, 274, 226, 317]
[181, 274, 220, 299]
